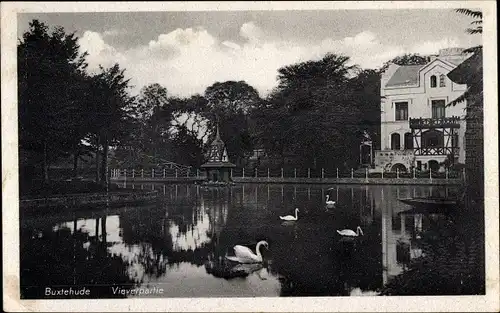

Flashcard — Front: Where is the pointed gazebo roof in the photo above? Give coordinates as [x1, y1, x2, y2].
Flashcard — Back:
[201, 123, 236, 168]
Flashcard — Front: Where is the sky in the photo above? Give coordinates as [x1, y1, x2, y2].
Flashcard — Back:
[18, 9, 482, 98]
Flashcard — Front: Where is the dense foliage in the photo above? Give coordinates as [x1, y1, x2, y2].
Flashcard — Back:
[19, 15, 482, 190]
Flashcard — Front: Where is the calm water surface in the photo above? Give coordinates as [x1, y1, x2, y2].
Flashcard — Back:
[21, 183, 479, 298]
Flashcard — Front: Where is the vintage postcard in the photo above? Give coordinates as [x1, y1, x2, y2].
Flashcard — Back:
[2, 1, 498, 312]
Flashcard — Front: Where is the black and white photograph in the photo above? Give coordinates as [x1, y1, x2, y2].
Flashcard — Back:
[2, 1, 498, 312]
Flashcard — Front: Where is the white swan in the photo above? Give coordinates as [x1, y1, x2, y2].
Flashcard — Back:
[279, 208, 299, 221]
[337, 226, 364, 237]
[326, 195, 336, 208]
[225, 240, 269, 263]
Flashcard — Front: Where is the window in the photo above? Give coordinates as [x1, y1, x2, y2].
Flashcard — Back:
[439, 74, 446, 87]
[431, 100, 446, 118]
[422, 129, 444, 148]
[404, 132, 413, 150]
[391, 133, 401, 150]
[395, 102, 408, 120]
[430, 75, 437, 88]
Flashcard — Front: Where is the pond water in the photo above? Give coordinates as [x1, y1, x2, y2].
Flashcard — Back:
[20, 183, 484, 298]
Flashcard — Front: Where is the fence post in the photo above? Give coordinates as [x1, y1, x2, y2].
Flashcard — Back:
[429, 169, 432, 180]
[351, 168, 353, 179]
[308, 168, 310, 178]
[243, 168, 245, 178]
[413, 167, 415, 179]
[124, 169, 127, 180]
[163, 168, 166, 178]
[281, 168, 283, 178]
[255, 168, 257, 178]
[141, 169, 144, 178]
[336, 168, 339, 179]
[132, 169, 135, 178]
[365, 168, 368, 181]
[152, 168, 155, 178]
[197, 169, 199, 178]
[445, 168, 448, 180]
[294, 168, 297, 178]
[186, 168, 189, 177]
[267, 168, 270, 178]
[175, 169, 178, 178]
[462, 168, 466, 181]
[322, 168, 324, 179]
[397, 168, 399, 179]
[382, 169, 384, 179]
[230, 168, 233, 179]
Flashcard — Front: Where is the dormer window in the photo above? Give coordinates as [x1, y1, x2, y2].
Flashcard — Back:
[439, 74, 446, 87]
[430, 75, 437, 88]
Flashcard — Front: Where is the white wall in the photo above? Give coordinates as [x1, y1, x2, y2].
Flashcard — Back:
[379, 57, 468, 165]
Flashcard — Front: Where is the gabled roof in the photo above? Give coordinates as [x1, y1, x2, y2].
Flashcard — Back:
[385, 57, 461, 88]
[385, 65, 425, 87]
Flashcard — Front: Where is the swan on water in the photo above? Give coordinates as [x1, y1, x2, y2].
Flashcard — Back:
[326, 195, 336, 208]
[279, 208, 299, 221]
[205, 259, 268, 280]
[337, 226, 364, 237]
[225, 240, 269, 263]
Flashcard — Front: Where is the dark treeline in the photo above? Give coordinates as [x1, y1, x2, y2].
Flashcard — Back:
[18, 19, 460, 189]
[18, 20, 134, 189]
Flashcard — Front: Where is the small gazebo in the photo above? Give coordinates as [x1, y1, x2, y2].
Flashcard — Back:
[200, 124, 236, 183]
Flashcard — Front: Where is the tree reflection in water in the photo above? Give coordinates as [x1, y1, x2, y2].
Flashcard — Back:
[20, 184, 484, 298]
[20, 216, 135, 299]
[381, 207, 485, 295]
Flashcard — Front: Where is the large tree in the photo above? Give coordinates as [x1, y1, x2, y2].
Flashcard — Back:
[134, 84, 172, 164]
[18, 20, 90, 182]
[349, 69, 381, 150]
[447, 9, 484, 204]
[253, 53, 365, 170]
[204, 81, 262, 165]
[87, 64, 135, 184]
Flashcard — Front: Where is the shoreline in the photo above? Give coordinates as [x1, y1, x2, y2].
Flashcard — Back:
[20, 178, 463, 214]
[20, 190, 159, 214]
[110, 176, 464, 186]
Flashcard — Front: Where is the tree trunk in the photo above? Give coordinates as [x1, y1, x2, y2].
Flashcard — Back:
[73, 144, 79, 178]
[43, 140, 49, 182]
[95, 217, 100, 243]
[101, 215, 107, 246]
[465, 98, 484, 207]
[100, 135, 109, 186]
[95, 136, 100, 183]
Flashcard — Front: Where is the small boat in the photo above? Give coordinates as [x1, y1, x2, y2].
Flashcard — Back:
[398, 197, 458, 211]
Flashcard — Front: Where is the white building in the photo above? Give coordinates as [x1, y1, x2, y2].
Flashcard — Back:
[375, 48, 470, 172]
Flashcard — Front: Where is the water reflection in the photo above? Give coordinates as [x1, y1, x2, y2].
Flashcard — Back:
[21, 183, 482, 298]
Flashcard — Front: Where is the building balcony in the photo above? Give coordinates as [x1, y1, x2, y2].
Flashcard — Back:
[409, 116, 461, 129]
[414, 146, 459, 156]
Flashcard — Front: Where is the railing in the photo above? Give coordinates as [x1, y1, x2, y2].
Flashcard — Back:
[111, 167, 199, 179]
[415, 146, 459, 156]
[110, 166, 466, 181]
[409, 116, 461, 129]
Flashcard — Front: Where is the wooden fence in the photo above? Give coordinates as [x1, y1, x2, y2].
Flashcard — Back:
[110, 167, 466, 181]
